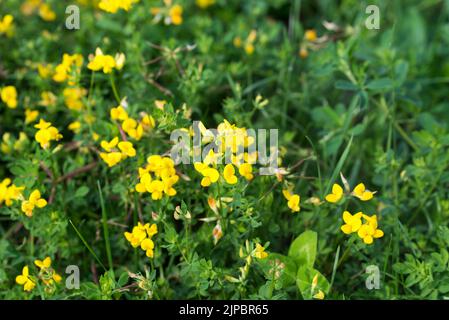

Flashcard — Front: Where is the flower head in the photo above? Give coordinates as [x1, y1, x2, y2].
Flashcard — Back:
[325, 183, 343, 203]
[16, 266, 35, 292]
[282, 190, 301, 212]
[21, 189, 47, 217]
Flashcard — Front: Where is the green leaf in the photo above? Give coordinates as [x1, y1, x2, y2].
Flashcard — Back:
[75, 186, 89, 198]
[288, 230, 317, 268]
[365, 78, 394, 91]
[297, 266, 330, 300]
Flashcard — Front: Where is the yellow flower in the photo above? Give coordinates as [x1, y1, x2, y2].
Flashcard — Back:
[304, 29, 317, 42]
[87, 48, 117, 74]
[0, 14, 14, 37]
[238, 163, 254, 181]
[63, 87, 86, 111]
[340, 211, 362, 234]
[124, 222, 157, 258]
[21, 189, 47, 217]
[100, 137, 119, 152]
[68, 121, 81, 133]
[194, 162, 220, 187]
[0, 178, 24, 206]
[37, 63, 53, 78]
[100, 152, 122, 167]
[118, 141, 136, 158]
[25, 109, 39, 124]
[357, 215, 384, 244]
[140, 238, 155, 258]
[16, 266, 35, 292]
[39, 3, 56, 21]
[110, 106, 129, 121]
[169, 4, 183, 25]
[34, 119, 62, 149]
[282, 189, 300, 212]
[325, 183, 343, 203]
[352, 183, 374, 201]
[223, 164, 238, 185]
[34, 256, 52, 270]
[53, 53, 83, 83]
[39, 91, 57, 107]
[99, 0, 139, 13]
[196, 0, 215, 9]
[254, 243, 268, 259]
[1, 86, 18, 109]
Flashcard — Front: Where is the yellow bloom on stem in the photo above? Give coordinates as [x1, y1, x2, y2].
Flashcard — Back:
[124, 222, 157, 258]
[0, 178, 24, 206]
[110, 106, 129, 121]
[304, 29, 317, 42]
[118, 141, 136, 158]
[16, 266, 35, 292]
[254, 243, 268, 259]
[39, 3, 56, 21]
[34, 119, 62, 149]
[100, 152, 122, 167]
[68, 121, 81, 133]
[357, 215, 384, 244]
[340, 211, 362, 234]
[87, 48, 117, 74]
[325, 183, 343, 203]
[1, 86, 18, 109]
[169, 4, 183, 25]
[25, 109, 39, 124]
[282, 189, 301, 212]
[21, 189, 47, 217]
[352, 183, 374, 201]
[34, 256, 52, 270]
[194, 162, 219, 187]
[0, 14, 14, 37]
[141, 238, 155, 258]
[100, 137, 119, 152]
[223, 164, 238, 185]
[37, 63, 53, 79]
[238, 163, 254, 181]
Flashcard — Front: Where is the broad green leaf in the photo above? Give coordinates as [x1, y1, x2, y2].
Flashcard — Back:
[288, 230, 317, 268]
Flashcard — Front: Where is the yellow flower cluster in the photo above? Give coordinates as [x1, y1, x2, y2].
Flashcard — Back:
[233, 30, 257, 55]
[1, 132, 29, 154]
[21, 189, 47, 217]
[100, 137, 136, 167]
[111, 106, 155, 140]
[341, 211, 384, 245]
[0, 14, 14, 37]
[99, 0, 140, 13]
[325, 182, 374, 203]
[151, 0, 183, 26]
[63, 87, 87, 111]
[39, 91, 57, 107]
[135, 155, 179, 200]
[16, 257, 62, 292]
[87, 48, 125, 74]
[124, 222, 158, 258]
[0, 178, 24, 207]
[1, 86, 18, 109]
[192, 119, 257, 187]
[53, 53, 84, 84]
[282, 189, 300, 212]
[194, 162, 250, 187]
[34, 119, 63, 149]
